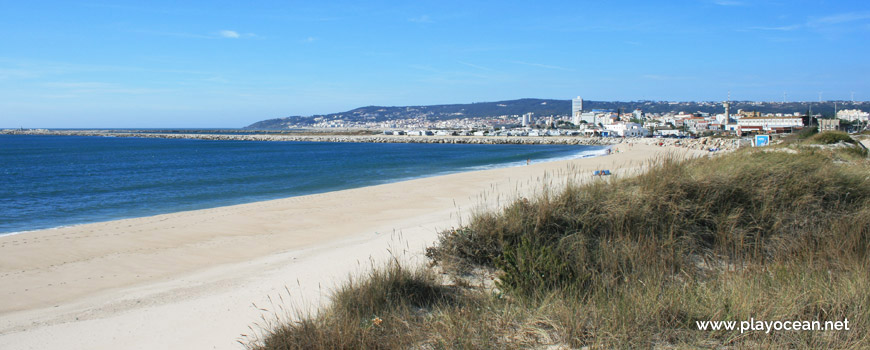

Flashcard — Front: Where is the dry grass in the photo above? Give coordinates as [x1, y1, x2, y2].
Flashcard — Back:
[249, 145, 870, 349]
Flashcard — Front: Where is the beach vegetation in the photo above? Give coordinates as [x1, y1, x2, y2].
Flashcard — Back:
[796, 125, 818, 139]
[249, 145, 870, 349]
[809, 131, 854, 144]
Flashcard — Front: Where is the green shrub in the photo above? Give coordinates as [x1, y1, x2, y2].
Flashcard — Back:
[810, 131, 854, 144]
[796, 126, 818, 139]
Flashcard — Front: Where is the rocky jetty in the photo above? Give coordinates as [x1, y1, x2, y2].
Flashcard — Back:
[2, 129, 740, 150]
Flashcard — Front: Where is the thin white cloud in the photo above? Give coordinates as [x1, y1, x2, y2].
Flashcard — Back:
[510, 61, 574, 71]
[808, 11, 870, 26]
[713, 0, 744, 6]
[220, 30, 241, 38]
[456, 60, 493, 71]
[43, 82, 115, 89]
[0, 58, 216, 84]
[41, 81, 165, 95]
[0, 68, 38, 79]
[409, 15, 433, 23]
[642, 74, 693, 81]
[408, 64, 438, 72]
[203, 76, 229, 84]
[136, 29, 256, 39]
[749, 24, 801, 31]
[302, 36, 317, 43]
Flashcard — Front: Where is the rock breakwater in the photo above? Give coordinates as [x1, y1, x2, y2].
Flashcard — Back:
[1, 129, 740, 150]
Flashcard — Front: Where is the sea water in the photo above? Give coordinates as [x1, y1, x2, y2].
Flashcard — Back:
[0, 135, 606, 234]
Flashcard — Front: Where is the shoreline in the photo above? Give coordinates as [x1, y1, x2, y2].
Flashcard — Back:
[0, 144, 609, 236]
[0, 143, 709, 350]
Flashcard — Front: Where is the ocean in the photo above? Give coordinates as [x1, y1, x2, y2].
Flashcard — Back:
[0, 135, 607, 235]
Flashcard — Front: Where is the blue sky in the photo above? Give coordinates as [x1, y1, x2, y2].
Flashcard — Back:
[1, 1, 869, 128]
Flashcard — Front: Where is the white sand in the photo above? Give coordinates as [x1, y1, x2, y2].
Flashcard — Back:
[0, 144, 704, 349]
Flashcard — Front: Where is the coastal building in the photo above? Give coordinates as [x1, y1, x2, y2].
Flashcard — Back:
[737, 116, 803, 133]
[683, 117, 708, 132]
[837, 109, 870, 122]
[576, 112, 597, 125]
[572, 96, 583, 121]
[738, 110, 761, 118]
[521, 113, 533, 127]
[724, 100, 731, 121]
[656, 128, 684, 137]
[819, 119, 840, 132]
[603, 122, 649, 137]
[582, 128, 614, 137]
[633, 109, 644, 121]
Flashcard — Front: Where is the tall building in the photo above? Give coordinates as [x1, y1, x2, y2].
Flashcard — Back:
[571, 96, 584, 125]
[718, 100, 731, 124]
[521, 112, 533, 127]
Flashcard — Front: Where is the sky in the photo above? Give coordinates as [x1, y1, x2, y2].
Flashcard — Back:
[1, 0, 869, 128]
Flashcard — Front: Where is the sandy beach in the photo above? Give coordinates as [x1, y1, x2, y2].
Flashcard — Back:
[0, 144, 705, 349]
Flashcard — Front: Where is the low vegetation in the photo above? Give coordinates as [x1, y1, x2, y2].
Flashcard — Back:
[809, 131, 855, 145]
[249, 144, 870, 349]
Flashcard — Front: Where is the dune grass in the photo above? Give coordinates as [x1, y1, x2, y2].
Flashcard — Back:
[809, 131, 855, 144]
[249, 145, 870, 349]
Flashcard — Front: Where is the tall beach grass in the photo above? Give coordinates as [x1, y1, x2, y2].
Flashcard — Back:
[249, 143, 870, 349]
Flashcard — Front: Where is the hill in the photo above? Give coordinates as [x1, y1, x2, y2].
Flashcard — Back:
[245, 98, 870, 129]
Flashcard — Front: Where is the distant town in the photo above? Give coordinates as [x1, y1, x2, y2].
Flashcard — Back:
[247, 98, 870, 138]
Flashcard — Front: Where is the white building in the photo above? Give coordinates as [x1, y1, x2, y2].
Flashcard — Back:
[633, 109, 643, 121]
[521, 113, 533, 127]
[737, 116, 803, 131]
[603, 122, 650, 137]
[656, 129, 684, 137]
[837, 109, 869, 122]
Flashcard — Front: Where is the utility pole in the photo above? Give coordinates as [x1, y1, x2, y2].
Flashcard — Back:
[809, 105, 813, 127]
